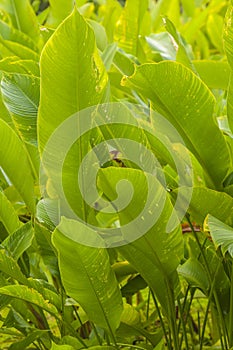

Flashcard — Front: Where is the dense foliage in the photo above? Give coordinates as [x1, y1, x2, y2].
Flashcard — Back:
[1, 0, 233, 349]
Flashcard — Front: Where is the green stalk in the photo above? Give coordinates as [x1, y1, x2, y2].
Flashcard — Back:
[177, 296, 189, 349]
[164, 277, 180, 350]
[186, 216, 229, 349]
[91, 322, 103, 346]
[229, 261, 233, 347]
[151, 290, 171, 349]
[200, 259, 223, 350]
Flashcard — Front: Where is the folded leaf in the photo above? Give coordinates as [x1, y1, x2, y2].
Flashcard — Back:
[0, 119, 35, 213]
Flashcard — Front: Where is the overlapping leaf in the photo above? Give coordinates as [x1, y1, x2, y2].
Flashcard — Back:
[123, 61, 231, 188]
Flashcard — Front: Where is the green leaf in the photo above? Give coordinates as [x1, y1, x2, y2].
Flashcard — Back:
[113, 49, 135, 76]
[101, 0, 121, 43]
[0, 249, 28, 285]
[146, 32, 176, 61]
[34, 222, 59, 277]
[224, 4, 233, 133]
[118, 304, 162, 346]
[2, 222, 34, 260]
[88, 19, 108, 51]
[46, 0, 74, 28]
[207, 14, 224, 53]
[38, 8, 108, 152]
[0, 57, 39, 76]
[9, 330, 49, 350]
[0, 284, 58, 316]
[27, 278, 61, 311]
[163, 17, 195, 72]
[178, 258, 209, 292]
[112, 261, 137, 282]
[123, 61, 230, 188]
[121, 275, 147, 297]
[52, 217, 123, 333]
[88, 347, 116, 350]
[0, 251, 60, 312]
[0, 119, 35, 213]
[51, 344, 74, 350]
[193, 60, 230, 90]
[0, 37, 39, 61]
[176, 186, 233, 226]
[0, 0, 40, 41]
[1, 73, 39, 145]
[208, 215, 233, 257]
[0, 19, 37, 51]
[102, 43, 117, 71]
[151, 0, 180, 31]
[224, 4, 233, 69]
[114, 0, 150, 61]
[98, 167, 183, 312]
[0, 190, 21, 234]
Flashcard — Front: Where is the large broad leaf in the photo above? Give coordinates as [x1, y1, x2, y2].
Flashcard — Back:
[0, 119, 35, 213]
[176, 186, 233, 226]
[34, 222, 59, 277]
[0, 37, 39, 61]
[123, 61, 231, 188]
[38, 8, 108, 152]
[163, 17, 195, 72]
[0, 0, 40, 42]
[1, 73, 39, 145]
[208, 215, 233, 257]
[38, 9, 108, 227]
[0, 285, 58, 316]
[52, 217, 123, 334]
[207, 14, 224, 53]
[117, 304, 162, 346]
[0, 249, 28, 285]
[0, 190, 21, 234]
[9, 330, 49, 350]
[0, 57, 40, 76]
[88, 347, 121, 350]
[0, 19, 37, 51]
[98, 167, 183, 313]
[114, 0, 150, 61]
[101, 0, 121, 43]
[0, 247, 60, 311]
[46, 0, 75, 28]
[151, 0, 180, 31]
[178, 258, 209, 292]
[193, 60, 230, 90]
[224, 4, 233, 133]
[2, 222, 33, 259]
[224, 4, 233, 69]
[51, 344, 74, 350]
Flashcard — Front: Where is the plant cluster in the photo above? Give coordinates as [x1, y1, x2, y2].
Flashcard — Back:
[0, 0, 233, 349]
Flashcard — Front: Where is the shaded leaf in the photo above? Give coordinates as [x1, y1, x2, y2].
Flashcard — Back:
[1, 73, 39, 145]
[0, 284, 58, 316]
[2, 222, 34, 260]
[0, 119, 35, 213]
[0, 190, 21, 234]
[208, 215, 233, 257]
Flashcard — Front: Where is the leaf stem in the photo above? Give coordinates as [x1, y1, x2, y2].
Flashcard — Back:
[186, 215, 229, 349]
